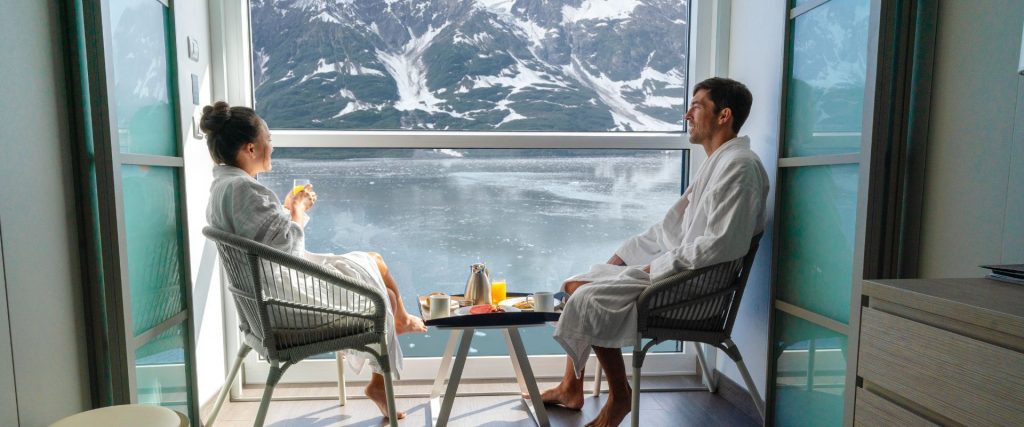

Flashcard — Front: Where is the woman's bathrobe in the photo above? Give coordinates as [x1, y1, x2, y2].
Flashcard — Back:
[206, 165, 403, 377]
[554, 136, 770, 376]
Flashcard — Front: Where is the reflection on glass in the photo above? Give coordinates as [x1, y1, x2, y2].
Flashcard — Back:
[784, 0, 870, 157]
[773, 310, 847, 427]
[110, 0, 177, 156]
[776, 164, 857, 324]
[259, 148, 685, 356]
[135, 322, 190, 419]
[123, 165, 184, 335]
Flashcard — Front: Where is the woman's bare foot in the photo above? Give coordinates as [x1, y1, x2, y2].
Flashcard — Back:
[584, 386, 632, 427]
[395, 313, 426, 335]
[533, 381, 584, 410]
[365, 378, 406, 420]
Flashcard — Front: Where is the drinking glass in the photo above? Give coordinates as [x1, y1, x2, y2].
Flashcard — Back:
[490, 279, 507, 304]
[292, 178, 310, 195]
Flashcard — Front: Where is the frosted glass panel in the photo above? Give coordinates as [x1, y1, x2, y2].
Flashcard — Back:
[110, 0, 177, 156]
[776, 164, 858, 323]
[773, 310, 847, 427]
[784, 0, 870, 157]
[123, 165, 184, 335]
[135, 323, 189, 418]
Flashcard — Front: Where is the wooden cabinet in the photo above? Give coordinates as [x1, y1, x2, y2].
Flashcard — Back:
[856, 278, 1024, 425]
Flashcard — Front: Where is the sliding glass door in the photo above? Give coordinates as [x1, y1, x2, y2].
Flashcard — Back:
[67, 0, 199, 421]
[768, 0, 874, 425]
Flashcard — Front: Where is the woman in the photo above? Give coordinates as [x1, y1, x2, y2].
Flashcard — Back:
[200, 101, 425, 419]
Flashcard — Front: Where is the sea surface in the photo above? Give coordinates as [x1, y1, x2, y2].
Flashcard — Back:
[259, 149, 685, 356]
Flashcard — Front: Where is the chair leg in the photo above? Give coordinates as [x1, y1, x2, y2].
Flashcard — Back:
[377, 341, 398, 427]
[206, 344, 251, 426]
[335, 351, 347, 406]
[631, 336, 642, 427]
[254, 361, 288, 427]
[692, 342, 717, 393]
[724, 339, 765, 422]
[592, 358, 603, 396]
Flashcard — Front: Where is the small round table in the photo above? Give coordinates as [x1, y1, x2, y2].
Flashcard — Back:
[50, 404, 187, 427]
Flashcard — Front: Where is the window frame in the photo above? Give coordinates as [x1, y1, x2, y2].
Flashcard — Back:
[217, 0, 711, 150]
[210, 0, 728, 391]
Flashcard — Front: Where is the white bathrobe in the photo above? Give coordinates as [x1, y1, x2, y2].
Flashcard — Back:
[554, 136, 769, 376]
[207, 165, 403, 377]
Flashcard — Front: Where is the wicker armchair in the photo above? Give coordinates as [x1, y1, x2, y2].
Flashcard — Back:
[591, 234, 764, 426]
[202, 227, 397, 427]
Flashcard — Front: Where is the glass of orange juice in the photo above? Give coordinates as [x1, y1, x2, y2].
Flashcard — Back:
[292, 178, 311, 195]
[491, 279, 507, 304]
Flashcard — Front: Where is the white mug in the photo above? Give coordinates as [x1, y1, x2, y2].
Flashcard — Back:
[429, 294, 451, 319]
[533, 291, 555, 312]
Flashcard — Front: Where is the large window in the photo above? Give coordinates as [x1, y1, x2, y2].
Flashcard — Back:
[258, 148, 686, 356]
[248, 0, 690, 132]
[233, 0, 695, 369]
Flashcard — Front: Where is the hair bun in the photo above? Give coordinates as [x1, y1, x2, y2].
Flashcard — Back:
[199, 101, 232, 136]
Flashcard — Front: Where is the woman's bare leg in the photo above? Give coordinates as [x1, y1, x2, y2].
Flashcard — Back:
[365, 372, 406, 420]
[368, 252, 426, 334]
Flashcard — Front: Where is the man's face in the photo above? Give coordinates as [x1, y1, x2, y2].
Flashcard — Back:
[685, 89, 722, 145]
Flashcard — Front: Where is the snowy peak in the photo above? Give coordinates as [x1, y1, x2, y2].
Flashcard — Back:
[250, 0, 689, 131]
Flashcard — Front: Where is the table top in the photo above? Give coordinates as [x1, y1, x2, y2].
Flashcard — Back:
[419, 292, 560, 328]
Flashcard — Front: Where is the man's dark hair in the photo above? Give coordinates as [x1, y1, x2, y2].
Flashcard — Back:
[693, 77, 753, 133]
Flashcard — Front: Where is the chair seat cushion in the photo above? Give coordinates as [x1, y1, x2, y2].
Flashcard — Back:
[273, 317, 375, 349]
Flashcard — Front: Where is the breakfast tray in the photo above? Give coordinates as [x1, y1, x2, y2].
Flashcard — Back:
[419, 292, 561, 328]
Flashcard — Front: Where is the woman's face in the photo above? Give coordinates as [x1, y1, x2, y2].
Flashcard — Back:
[252, 120, 273, 173]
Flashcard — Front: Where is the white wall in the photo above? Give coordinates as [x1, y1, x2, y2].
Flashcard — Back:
[0, 1, 92, 425]
[717, 0, 786, 397]
[919, 0, 1024, 276]
[174, 0, 226, 408]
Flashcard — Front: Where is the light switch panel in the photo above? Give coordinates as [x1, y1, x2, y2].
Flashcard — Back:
[187, 36, 199, 62]
[191, 74, 200, 105]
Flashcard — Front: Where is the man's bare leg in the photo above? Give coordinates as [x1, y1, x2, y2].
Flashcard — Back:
[534, 279, 592, 410]
[533, 356, 585, 410]
[369, 252, 426, 335]
[364, 372, 406, 420]
[586, 346, 631, 427]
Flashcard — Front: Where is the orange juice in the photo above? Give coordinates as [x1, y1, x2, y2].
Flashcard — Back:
[292, 185, 307, 195]
[490, 280, 507, 304]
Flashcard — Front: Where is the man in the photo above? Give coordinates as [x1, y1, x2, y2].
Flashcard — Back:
[540, 77, 770, 427]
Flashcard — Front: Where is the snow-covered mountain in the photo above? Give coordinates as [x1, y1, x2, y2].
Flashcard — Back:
[250, 0, 689, 131]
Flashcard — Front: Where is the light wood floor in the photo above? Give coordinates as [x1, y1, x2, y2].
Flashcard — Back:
[203, 376, 759, 426]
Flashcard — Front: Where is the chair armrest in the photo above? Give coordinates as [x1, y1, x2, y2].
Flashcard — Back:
[248, 248, 387, 313]
[204, 227, 387, 313]
[264, 297, 379, 322]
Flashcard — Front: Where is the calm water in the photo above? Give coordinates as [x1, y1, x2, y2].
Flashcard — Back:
[259, 149, 685, 356]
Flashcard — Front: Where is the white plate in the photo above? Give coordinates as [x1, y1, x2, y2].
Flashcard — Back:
[497, 296, 561, 312]
[455, 305, 521, 315]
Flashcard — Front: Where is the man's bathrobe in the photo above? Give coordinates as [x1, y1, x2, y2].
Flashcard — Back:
[554, 136, 770, 376]
[206, 165, 403, 377]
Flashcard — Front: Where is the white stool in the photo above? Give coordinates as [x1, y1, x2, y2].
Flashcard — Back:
[50, 404, 188, 427]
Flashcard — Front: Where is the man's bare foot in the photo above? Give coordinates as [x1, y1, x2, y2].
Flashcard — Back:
[584, 386, 632, 427]
[531, 382, 584, 410]
[364, 382, 406, 420]
[395, 313, 426, 335]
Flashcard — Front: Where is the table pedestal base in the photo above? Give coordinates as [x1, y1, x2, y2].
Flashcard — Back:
[428, 327, 550, 427]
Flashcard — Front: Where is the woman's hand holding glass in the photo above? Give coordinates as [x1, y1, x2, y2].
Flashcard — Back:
[284, 183, 317, 212]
